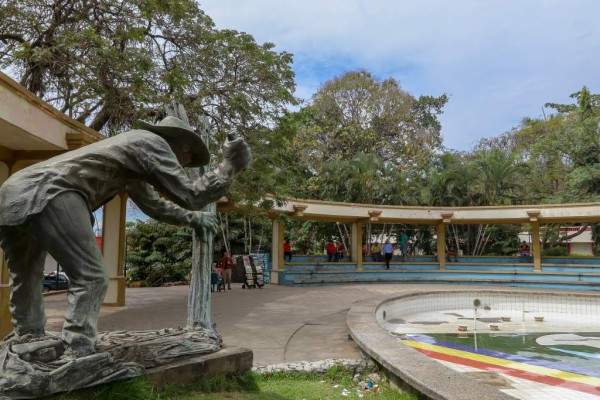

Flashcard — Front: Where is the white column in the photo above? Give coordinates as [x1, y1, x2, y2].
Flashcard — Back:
[436, 222, 446, 270]
[270, 219, 283, 284]
[351, 222, 363, 270]
[531, 222, 541, 271]
[101, 194, 127, 306]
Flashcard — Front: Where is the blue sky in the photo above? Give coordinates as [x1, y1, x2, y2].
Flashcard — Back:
[200, 0, 600, 151]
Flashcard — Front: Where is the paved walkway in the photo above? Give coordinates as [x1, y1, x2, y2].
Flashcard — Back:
[45, 284, 502, 366]
[44, 283, 476, 366]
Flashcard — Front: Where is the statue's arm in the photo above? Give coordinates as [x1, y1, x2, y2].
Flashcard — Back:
[127, 181, 191, 224]
[127, 182, 214, 229]
[142, 136, 250, 211]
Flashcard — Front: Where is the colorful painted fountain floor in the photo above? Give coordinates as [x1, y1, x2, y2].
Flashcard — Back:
[379, 291, 600, 399]
[397, 333, 600, 399]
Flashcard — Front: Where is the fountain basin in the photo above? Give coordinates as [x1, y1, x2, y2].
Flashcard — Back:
[348, 289, 600, 400]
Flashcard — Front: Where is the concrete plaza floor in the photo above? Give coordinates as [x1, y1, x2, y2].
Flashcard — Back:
[43, 283, 475, 366]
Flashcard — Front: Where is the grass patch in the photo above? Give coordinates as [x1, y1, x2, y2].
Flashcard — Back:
[158, 372, 260, 399]
[160, 363, 417, 400]
[49, 364, 418, 399]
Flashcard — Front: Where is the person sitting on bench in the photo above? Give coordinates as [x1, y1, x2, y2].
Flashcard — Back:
[447, 244, 459, 262]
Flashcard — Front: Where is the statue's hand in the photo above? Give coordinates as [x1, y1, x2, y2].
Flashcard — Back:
[221, 135, 251, 175]
[192, 211, 218, 234]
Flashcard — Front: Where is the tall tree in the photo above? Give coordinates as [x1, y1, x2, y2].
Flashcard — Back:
[1, 0, 298, 223]
[0, 0, 296, 136]
[419, 152, 468, 207]
[468, 148, 529, 206]
[528, 87, 600, 203]
[292, 70, 447, 176]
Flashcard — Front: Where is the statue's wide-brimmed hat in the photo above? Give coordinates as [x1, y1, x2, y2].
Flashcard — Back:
[135, 116, 210, 167]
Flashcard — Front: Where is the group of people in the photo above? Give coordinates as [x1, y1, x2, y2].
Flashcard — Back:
[363, 230, 410, 269]
[445, 240, 533, 263]
[211, 251, 234, 291]
[283, 236, 537, 268]
[326, 239, 347, 262]
[283, 238, 347, 263]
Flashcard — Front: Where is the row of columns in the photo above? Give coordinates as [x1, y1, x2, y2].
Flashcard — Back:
[269, 219, 544, 279]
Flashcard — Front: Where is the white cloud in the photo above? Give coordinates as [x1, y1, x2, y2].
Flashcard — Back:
[200, 0, 600, 150]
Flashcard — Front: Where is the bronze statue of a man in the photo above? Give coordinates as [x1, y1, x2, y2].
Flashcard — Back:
[0, 116, 251, 357]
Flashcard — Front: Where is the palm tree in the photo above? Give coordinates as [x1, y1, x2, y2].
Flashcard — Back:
[470, 148, 529, 206]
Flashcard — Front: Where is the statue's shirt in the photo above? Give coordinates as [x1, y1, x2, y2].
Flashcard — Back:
[0, 130, 229, 226]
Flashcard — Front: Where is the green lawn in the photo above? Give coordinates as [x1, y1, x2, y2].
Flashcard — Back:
[59, 364, 418, 400]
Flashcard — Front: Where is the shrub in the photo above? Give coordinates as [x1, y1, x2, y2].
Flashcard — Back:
[541, 246, 568, 256]
[126, 220, 193, 287]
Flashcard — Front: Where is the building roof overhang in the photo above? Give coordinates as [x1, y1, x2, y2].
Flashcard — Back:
[0, 71, 104, 163]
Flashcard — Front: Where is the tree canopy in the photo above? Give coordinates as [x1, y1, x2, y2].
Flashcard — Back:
[291, 70, 448, 176]
[0, 0, 296, 136]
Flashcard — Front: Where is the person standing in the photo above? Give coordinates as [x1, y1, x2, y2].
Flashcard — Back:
[383, 240, 394, 269]
[326, 240, 336, 262]
[283, 239, 292, 262]
[399, 230, 409, 261]
[336, 241, 346, 262]
[219, 251, 234, 289]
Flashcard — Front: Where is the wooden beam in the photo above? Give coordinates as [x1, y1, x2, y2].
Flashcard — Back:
[66, 132, 103, 149]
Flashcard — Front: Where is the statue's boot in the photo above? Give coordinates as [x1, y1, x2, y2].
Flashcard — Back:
[10, 335, 65, 363]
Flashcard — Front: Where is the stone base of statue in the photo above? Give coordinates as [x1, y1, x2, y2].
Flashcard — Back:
[0, 327, 222, 399]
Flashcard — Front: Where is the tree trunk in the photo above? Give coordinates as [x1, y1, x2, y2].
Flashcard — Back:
[557, 224, 590, 242]
[249, 218, 253, 254]
[243, 216, 248, 253]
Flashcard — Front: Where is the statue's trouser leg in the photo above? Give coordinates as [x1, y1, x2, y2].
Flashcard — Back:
[31, 192, 108, 356]
[0, 226, 47, 336]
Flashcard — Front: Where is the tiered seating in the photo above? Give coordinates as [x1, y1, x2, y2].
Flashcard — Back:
[279, 255, 600, 291]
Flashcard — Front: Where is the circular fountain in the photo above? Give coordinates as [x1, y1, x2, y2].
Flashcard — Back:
[348, 289, 600, 400]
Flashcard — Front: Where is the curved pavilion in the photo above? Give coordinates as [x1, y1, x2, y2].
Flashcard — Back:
[238, 198, 600, 284]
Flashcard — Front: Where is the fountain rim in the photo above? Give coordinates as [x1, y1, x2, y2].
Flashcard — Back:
[347, 288, 600, 400]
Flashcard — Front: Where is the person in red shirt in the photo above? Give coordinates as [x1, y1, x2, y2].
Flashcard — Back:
[326, 240, 336, 262]
[219, 251, 234, 289]
[335, 241, 346, 262]
[283, 239, 292, 261]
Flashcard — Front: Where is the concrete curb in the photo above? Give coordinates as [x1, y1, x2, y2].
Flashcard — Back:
[347, 290, 514, 400]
